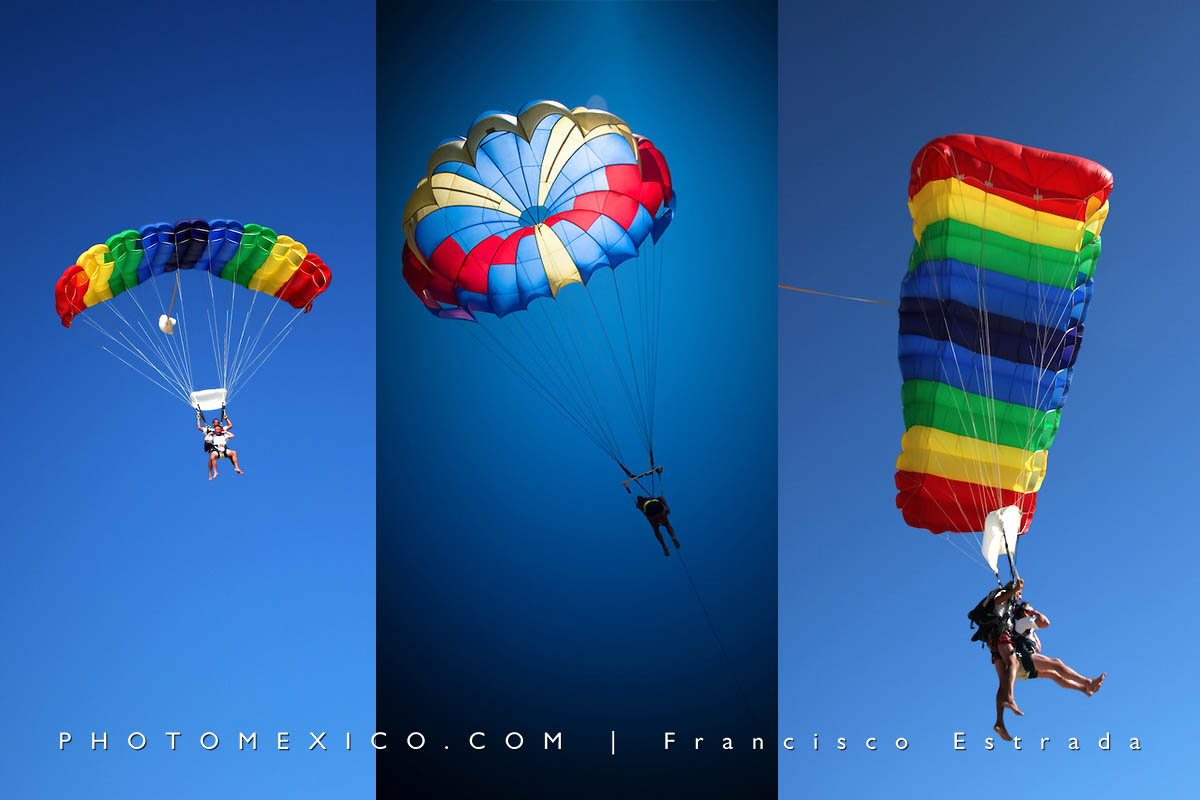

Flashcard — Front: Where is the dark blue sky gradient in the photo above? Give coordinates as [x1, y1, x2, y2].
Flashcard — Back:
[0, 2, 376, 797]
[780, 1, 1194, 796]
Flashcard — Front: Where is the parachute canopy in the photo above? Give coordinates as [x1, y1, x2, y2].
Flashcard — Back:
[401, 100, 674, 320]
[56, 219, 331, 328]
[56, 218, 332, 407]
[895, 135, 1113, 535]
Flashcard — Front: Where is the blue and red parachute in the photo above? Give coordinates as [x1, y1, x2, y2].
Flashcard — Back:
[402, 100, 674, 320]
[400, 101, 675, 485]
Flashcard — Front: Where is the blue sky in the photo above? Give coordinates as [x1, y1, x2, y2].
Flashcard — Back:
[779, 1, 1194, 796]
[0, 2, 376, 797]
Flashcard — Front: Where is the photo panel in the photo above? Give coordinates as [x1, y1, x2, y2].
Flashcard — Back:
[378, 1, 778, 796]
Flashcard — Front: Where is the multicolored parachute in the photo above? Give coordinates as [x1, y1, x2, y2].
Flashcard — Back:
[402, 100, 674, 319]
[56, 218, 331, 407]
[401, 101, 674, 485]
[56, 219, 330, 328]
[895, 134, 1113, 538]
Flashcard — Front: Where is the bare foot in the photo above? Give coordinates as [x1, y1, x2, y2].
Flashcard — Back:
[1091, 673, 1106, 694]
[235, 468, 245, 475]
[1002, 697, 1023, 717]
[994, 722, 1013, 742]
[208, 474, 214, 481]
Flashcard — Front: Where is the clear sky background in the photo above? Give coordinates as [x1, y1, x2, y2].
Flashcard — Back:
[780, 1, 1193, 796]
[0, 2, 376, 797]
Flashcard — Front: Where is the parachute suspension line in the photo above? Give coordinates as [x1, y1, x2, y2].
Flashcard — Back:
[777, 284, 897, 305]
[229, 258, 328, 398]
[226, 292, 298, 400]
[558, 291, 638, 466]
[912, 255, 985, 554]
[227, 307, 305, 398]
[1025, 191, 1046, 499]
[166, 265, 181, 320]
[142, 262, 194, 396]
[222, 263, 240, 392]
[201, 237, 229, 396]
[161, 263, 196, 401]
[937, 530, 992, 573]
[939, 150, 994, 528]
[530, 300, 627, 462]
[224, 289, 260, 402]
[651, 239, 666, 451]
[1003, 527, 1019, 583]
[610, 257, 654, 457]
[561, 219, 657, 464]
[634, 238, 665, 456]
[621, 465, 663, 497]
[79, 312, 191, 403]
[94, 300, 178, 393]
[561, 215, 662, 468]
[675, 550, 751, 711]
[103, 293, 192, 402]
[909, 149, 991, 551]
[463, 318, 626, 468]
[953, 157, 998, 533]
[637, 247, 653, 444]
[170, 263, 197, 394]
[119, 287, 189, 394]
[577, 282, 651, 457]
[517, 298, 627, 463]
[639, 245, 657, 450]
[976, 166, 1004, 516]
[101, 345, 190, 402]
[205, 267, 224, 392]
[909, 202, 986, 544]
[505, 302, 604, 443]
[580, 283, 653, 458]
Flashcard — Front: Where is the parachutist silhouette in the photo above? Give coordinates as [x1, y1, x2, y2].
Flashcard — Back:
[636, 494, 677, 556]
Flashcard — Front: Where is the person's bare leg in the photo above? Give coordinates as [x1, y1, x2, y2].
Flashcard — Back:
[996, 640, 1022, 716]
[229, 449, 244, 474]
[992, 658, 1013, 741]
[209, 453, 218, 480]
[1030, 658, 1089, 694]
[665, 521, 679, 547]
[1032, 655, 1094, 694]
[654, 527, 668, 556]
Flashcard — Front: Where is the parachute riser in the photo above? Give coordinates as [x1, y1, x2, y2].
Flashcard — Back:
[980, 505, 1021, 586]
[622, 465, 664, 496]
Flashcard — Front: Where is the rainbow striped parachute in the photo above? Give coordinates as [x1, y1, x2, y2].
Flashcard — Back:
[401, 101, 674, 486]
[56, 219, 330, 327]
[55, 218, 331, 407]
[895, 135, 1112, 538]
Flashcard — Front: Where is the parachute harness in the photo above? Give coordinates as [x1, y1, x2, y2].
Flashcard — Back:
[622, 465, 664, 497]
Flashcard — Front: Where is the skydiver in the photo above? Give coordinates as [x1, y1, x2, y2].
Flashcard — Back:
[986, 578, 1025, 741]
[1011, 601, 1106, 696]
[635, 493, 678, 556]
[197, 409, 244, 480]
